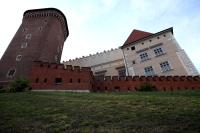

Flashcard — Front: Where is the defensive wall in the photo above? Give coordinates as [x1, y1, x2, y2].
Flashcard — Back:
[29, 61, 200, 92]
[93, 75, 200, 92]
[29, 61, 93, 91]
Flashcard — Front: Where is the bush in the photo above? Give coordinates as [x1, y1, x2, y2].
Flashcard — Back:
[10, 77, 30, 92]
[138, 82, 156, 91]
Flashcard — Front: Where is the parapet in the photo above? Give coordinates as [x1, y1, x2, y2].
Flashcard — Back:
[65, 47, 121, 62]
[32, 61, 91, 72]
[23, 8, 69, 40]
[93, 75, 200, 82]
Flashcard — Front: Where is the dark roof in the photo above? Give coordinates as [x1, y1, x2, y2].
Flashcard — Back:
[121, 27, 173, 48]
[23, 8, 69, 40]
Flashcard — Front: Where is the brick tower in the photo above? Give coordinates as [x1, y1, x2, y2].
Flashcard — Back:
[0, 8, 69, 83]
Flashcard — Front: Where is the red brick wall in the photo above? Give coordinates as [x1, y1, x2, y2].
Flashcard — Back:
[0, 8, 69, 82]
[29, 62, 200, 91]
[29, 61, 93, 90]
[92, 76, 200, 92]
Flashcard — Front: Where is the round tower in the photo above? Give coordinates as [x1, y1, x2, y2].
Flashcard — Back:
[0, 8, 69, 82]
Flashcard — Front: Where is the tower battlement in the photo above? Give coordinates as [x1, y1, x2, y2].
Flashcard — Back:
[23, 8, 69, 40]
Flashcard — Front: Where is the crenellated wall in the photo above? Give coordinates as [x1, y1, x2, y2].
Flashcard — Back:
[29, 61, 200, 92]
[64, 48, 124, 76]
[92, 75, 200, 92]
[29, 61, 92, 91]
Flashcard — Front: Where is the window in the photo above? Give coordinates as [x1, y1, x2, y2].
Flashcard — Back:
[21, 42, 27, 48]
[132, 60, 136, 64]
[55, 78, 62, 84]
[44, 78, 47, 83]
[144, 66, 155, 76]
[16, 55, 22, 61]
[70, 78, 73, 83]
[25, 33, 32, 39]
[39, 26, 43, 31]
[154, 47, 164, 56]
[160, 61, 171, 72]
[78, 78, 81, 83]
[7, 69, 16, 77]
[127, 48, 129, 50]
[140, 52, 149, 62]
[118, 68, 126, 76]
[35, 78, 39, 83]
[131, 46, 135, 50]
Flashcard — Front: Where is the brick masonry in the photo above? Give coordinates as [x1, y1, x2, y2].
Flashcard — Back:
[29, 61, 93, 90]
[29, 61, 200, 91]
[0, 8, 69, 82]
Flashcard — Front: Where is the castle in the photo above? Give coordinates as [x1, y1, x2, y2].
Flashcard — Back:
[0, 8, 199, 92]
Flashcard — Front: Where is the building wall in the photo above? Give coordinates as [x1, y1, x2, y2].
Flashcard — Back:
[29, 61, 92, 91]
[122, 31, 198, 76]
[64, 48, 125, 76]
[29, 62, 200, 92]
[0, 8, 69, 82]
[92, 76, 200, 92]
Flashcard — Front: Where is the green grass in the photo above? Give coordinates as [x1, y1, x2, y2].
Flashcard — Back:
[0, 90, 200, 133]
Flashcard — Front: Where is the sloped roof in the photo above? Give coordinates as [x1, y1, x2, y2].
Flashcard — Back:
[122, 27, 173, 48]
[123, 29, 152, 47]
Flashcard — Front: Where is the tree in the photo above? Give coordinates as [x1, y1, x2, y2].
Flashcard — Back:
[10, 77, 30, 92]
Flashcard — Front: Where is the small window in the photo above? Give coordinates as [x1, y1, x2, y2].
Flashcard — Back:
[140, 52, 149, 62]
[141, 42, 144, 45]
[16, 55, 22, 61]
[44, 78, 47, 83]
[149, 40, 152, 42]
[131, 46, 135, 50]
[55, 78, 62, 84]
[26, 34, 32, 39]
[160, 61, 171, 72]
[22, 28, 27, 32]
[132, 60, 136, 64]
[154, 47, 164, 56]
[39, 26, 43, 31]
[78, 78, 81, 83]
[118, 68, 126, 76]
[70, 78, 72, 83]
[127, 48, 129, 50]
[7, 69, 16, 77]
[163, 34, 166, 37]
[21, 42, 27, 48]
[157, 36, 160, 39]
[144, 66, 155, 76]
[35, 78, 39, 83]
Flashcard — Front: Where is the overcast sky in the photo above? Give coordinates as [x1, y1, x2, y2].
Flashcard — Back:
[0, 0, 199, 72]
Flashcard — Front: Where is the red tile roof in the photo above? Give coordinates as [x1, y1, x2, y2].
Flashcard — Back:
[123, 29, 152, 47]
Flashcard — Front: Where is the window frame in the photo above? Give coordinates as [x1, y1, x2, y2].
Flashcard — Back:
[16, 55, 22, 61]
[160, 61, 172, 73]
[154, 47, 164, 56]
[139, 52, 150, 62]
[7, 69, 16, 77]
[144, 66, 155, 76]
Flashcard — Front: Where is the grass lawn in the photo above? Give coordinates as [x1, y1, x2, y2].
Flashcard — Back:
[0, 90, 200, 133]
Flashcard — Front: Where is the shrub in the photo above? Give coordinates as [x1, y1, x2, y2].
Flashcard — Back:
[138, 82, 156, 91]
[10, 77, 30, 92]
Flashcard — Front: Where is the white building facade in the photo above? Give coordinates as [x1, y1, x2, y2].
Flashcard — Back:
[64, 27, 199, 76]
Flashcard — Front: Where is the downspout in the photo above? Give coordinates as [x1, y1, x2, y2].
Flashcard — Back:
[121, 47, 129, 76]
